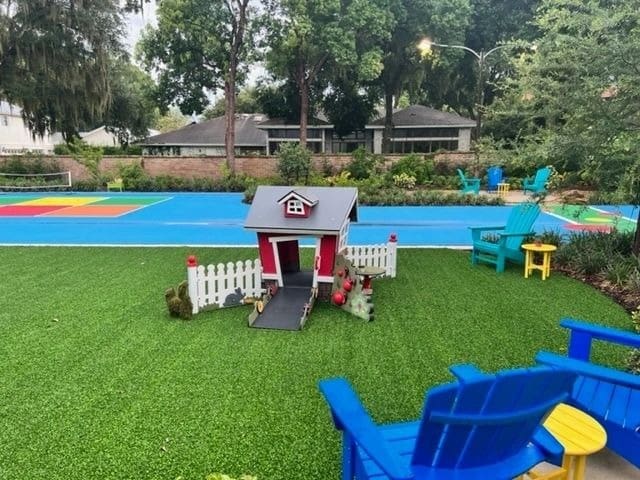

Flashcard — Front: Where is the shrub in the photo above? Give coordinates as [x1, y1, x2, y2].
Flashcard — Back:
[392, 173, 416, 189]
[276, 143, 311, 184]
[388, 154, 434, 185]
[0, 154, 61, 174]
[358, 188, 504, 206]
[555, 230, 634, 275]
[603, 255, 636, 286]
[346, 147, 383, 180]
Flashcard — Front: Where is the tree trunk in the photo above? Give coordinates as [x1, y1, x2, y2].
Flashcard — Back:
[224, 74, 236, 174]
[633, 208, 640, 256]
[382, 91, 394, 154]
[299, 73, 308, 148]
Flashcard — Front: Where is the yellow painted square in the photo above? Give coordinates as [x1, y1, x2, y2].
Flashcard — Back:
[17, 196, 106, 207]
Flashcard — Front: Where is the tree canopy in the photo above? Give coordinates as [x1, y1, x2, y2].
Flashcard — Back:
[485, 0, 640, 252]
[0, 0, 125, 140]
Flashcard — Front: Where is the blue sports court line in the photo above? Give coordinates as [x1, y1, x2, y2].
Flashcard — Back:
[0, 192, 634, 247]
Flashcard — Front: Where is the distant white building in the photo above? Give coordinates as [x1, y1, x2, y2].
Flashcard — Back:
[80, 125, 160, 147]
[0, 102, 62, 155]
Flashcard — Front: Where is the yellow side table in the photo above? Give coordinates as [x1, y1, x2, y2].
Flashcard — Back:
[522, 243, 557, 280]
[542, 403, 607, 480]
[497, 182, 510, 199]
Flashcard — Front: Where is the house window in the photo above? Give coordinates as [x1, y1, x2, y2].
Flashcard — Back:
[0, 115, 8, 126]
[287, 199, 305, 215]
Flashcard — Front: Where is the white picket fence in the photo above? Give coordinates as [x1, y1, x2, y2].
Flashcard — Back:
[345, 236, 397, 278]
[187, 256, 263, 314]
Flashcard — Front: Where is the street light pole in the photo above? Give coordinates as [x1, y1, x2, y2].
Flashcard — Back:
[418, 40, 512, 139]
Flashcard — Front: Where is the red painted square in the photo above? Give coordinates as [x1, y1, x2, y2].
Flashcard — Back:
[0, 205, 67, 216]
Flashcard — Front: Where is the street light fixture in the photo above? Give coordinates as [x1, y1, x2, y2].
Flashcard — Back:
[418, 38, 515, 138]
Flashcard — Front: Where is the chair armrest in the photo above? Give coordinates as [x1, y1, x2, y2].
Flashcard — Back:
[499, 231, 536, 238]
[468, 178, 481, 184]
[561, 318, 640, 357]
[318, 378, 413, 480]
[469, 226, 506, 232]
[532, 426, 565, 466]
[449, 364, 490, 383]
[535, 351, 640, 390]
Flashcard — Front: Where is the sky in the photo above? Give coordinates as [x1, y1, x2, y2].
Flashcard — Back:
[124, 0, 158, 54]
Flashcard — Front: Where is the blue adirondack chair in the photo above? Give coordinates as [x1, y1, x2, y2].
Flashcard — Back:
[469, 202, 541, 273]
[487, 166, 504, 192]
[457, 168, 481, 194]
[523, 167, 551, 194]
[536, 318, 640, 468]
[319, 364, 576, 480]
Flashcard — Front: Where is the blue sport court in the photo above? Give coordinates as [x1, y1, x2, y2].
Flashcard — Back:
[0, 192, 636, 247]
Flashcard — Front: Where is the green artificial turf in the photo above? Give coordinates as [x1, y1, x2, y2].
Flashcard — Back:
[0, 247, 632, 480]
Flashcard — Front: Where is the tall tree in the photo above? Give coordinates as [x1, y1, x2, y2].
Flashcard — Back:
[486, 0, 640, 253]
[102, 62, 159, 146]
[265, 0, 393, 147]
[138, 0, 255, 172]
[376, 0, 471, 152]
[203, 86, 260, 119]
[0, 0, 124, 140]
[417, 0, 540, 125]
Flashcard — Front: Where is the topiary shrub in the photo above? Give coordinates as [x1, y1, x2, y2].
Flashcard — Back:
[276, 142, 311, 184]
[164, 280, 193, 320]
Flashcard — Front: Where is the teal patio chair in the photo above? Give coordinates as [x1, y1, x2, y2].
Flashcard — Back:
[319, 364, 575, 480]
[523, 167, 551, 194]
[469, 202, 541, 273]
[457, 168, 481, 194]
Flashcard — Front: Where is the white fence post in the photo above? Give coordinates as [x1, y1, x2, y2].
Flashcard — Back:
[387, 233, 397, 278]
[186, 255, 199, 314]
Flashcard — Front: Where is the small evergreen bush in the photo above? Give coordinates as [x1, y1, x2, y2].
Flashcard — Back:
[276, 143, 311, 184]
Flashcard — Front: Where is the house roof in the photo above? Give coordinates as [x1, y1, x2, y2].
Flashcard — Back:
[245, 186, 358, 234]
[141, 114, 267, 147]
[368, 104, 475, 128]
[277, 189, 319, 206]
[257, 117, 332, 128]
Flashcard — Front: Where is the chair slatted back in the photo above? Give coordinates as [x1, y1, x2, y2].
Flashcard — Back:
[535, 167, 551, 186]
[412, 367, 575, 470]
[504, 202, 541, 251]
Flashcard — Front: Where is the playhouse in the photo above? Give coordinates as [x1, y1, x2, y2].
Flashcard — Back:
[244, 186, 358, 298]
[180, 185, 395, 330]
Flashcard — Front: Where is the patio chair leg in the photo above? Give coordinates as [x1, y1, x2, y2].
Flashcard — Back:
[496, 256, 506, 273]
[471, 249, 478, 265]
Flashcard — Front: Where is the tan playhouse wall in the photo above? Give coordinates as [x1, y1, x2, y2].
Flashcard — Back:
[51, 152, 475, 182]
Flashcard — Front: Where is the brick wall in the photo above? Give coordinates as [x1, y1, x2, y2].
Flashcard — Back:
[51, 152, 475, 182]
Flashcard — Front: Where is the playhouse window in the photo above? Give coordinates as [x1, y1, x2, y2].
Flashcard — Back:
[287, 199, 304, 215]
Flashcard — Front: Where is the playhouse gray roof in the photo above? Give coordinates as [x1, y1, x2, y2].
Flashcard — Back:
[368, 104, 475, 128]
[244, 186, 358, 233]
[141, 114, 267, 146]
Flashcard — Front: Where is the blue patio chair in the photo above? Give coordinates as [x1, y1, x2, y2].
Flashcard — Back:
[523, 167, 551, 195]
[319, 364, 575, 480]
[457, 168, 481, 194]
[469, 202, 541, 273]
[536, 318, 640, 468]
[487, 166, 504, 192]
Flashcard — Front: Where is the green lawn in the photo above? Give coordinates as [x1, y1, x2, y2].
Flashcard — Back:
[0, 247, 632, 480]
